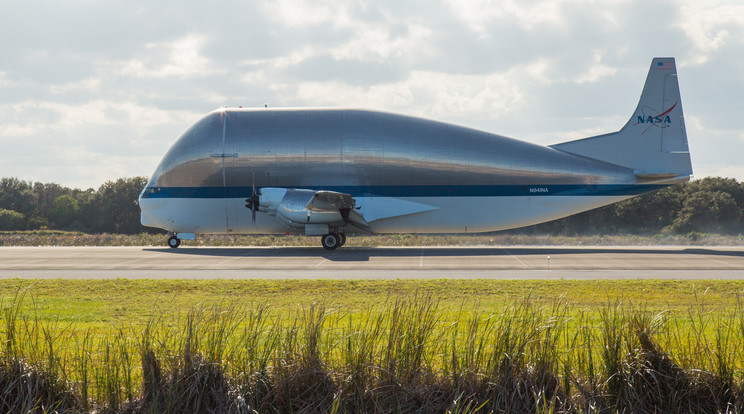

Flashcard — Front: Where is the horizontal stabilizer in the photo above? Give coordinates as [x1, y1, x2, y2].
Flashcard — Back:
[550, 58, 692, 182]
[634, 172, 683, 180]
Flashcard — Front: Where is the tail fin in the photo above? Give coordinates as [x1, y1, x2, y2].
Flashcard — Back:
[550, 57, 692, 182]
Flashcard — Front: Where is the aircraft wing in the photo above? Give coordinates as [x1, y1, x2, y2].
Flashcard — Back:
[306, 191, 356, 211]
[356, 197, 439, 222]
[306, 190, 372, 233]
[256, 188, 372, 233]
[257, 188, 441, 233]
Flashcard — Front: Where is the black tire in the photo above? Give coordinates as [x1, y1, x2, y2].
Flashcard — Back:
[321, 233, 340, 250]
[168, 236, 181, 248]
[338, 233, 347, 247]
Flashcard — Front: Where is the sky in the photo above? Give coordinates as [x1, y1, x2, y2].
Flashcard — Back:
[0, 0, 743, 190]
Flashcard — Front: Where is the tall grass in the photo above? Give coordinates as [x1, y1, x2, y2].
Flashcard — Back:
[1, 292, 744, 413]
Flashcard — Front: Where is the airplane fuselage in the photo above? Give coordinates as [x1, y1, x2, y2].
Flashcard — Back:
[140, 109, 670, 234]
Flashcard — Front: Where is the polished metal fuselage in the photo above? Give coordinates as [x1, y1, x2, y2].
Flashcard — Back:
[150, 108, 636, 189]
[139, 108, 662, 234]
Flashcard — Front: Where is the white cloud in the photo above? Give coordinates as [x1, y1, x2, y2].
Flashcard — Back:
[0, 124, 39, 138]
[294, 67, 528, 122]
[0, 72, 11, 87]
[50, 78, 102, 94]
[693, 164, 744, 180]
[675, 0, 744, 64]
[442, 0, 626, 34]
[114, 34, 214, 79]
[0, 100, 190, 131]
[331, 23, 432, 63]
[573, 51, 618, 84]
[444, 0, 560, 33]
[264, 0, 353, 27]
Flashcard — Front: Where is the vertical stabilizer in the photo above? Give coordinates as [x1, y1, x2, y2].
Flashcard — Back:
[550, 58, 692, 181]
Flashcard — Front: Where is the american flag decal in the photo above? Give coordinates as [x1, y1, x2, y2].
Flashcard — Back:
[657, 61, 672, 70]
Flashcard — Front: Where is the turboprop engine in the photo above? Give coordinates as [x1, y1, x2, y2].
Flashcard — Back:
[259, 188, 343, 227]
[250, 187, 371, 237]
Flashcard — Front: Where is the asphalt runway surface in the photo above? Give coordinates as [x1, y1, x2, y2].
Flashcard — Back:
[1, 246, 744, 279]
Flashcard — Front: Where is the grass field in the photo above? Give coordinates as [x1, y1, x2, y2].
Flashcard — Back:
[2, 279, 744, 413]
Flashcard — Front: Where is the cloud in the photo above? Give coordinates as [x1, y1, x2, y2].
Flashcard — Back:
[0, 0, 743, 187]
[114, 35, 214, 79]
[675, 0, 744, 64]
[443, 0, 597, 33]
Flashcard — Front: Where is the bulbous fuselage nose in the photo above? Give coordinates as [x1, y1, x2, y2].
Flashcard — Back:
[138, 187, 167, 230]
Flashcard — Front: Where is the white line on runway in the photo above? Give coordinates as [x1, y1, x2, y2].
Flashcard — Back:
[314, 252, 338, 267]
[501, 248, 529, 268]
[703, 257, 740, 268]
[214, 249, 261, 266]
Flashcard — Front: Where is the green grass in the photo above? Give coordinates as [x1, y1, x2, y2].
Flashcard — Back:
[2, 279, 744, 413]
[2, 279, 742, 326]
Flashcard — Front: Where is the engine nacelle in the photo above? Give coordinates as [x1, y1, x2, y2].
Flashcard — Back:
[259, 188, 344, 228]
[257, 188, 287, 216]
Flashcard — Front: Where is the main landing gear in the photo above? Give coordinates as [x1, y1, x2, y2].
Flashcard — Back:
[166, 233, 346, 250]
[168, 235, 181, 248]
[320, 232, 346, 250]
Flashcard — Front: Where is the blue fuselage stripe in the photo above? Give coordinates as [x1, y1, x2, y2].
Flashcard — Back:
[141, 184, 668, 199]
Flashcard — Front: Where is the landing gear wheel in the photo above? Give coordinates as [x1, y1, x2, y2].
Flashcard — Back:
[168, 235, 181, 249]
[321, 233, 341, 250]
[338, 233, 347, 247]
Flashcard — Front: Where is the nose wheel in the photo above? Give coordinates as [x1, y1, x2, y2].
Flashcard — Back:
[168, 235, 181, 248]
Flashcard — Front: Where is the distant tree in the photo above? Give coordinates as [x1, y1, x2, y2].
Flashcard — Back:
[92, 177, 148, 234]
[0, 209, 25, 230]
[613, 186, 683, 232]
[71, 190, 96, 232]
[669, 190, 742, 234]
[684, 177, 744, 206]
[0, 178, 35, 218]
[33, 182, 70, 220]
[50, 195, 80, 229]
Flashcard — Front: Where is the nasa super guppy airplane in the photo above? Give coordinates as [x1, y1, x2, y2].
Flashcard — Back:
[140, 57, 692, 249]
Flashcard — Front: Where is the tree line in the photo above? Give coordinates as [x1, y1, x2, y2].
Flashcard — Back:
[0, 176, 742, 235]
[0, 176, 149, 234]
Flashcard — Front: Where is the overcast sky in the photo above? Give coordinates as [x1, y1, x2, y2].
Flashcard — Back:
[1, 0, 742, 189]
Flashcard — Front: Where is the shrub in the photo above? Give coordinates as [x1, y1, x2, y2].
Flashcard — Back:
[26, 216, 48, 230]
[0, 209, 25, 230]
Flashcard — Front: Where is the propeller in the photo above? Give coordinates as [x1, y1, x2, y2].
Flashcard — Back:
[244, 172, 260, 223]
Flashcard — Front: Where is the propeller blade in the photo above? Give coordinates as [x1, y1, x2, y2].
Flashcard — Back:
[250, 172, 257, 223]
[251, 199, 257, 223]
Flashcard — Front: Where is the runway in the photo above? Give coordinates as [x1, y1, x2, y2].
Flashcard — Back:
[1, 246, 744, 279]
